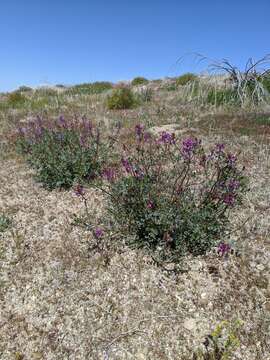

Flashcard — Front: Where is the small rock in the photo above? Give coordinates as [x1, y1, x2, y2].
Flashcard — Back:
[183, 318, 197, 331]
[31, 352, 43, 360]
[256, 264, 265, 271]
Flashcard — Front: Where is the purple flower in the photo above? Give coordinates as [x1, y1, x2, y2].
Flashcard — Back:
[121, 158, 133, 173]
[74, 184, 85, 197]
[158, 131, 175, 145]
[79, 135, 86, 147]
[94, 227, 104, 239]
[18, 127, 27, 136]
[223, 193, 236, 206]
[227, 153, 237, 166]
[228, 179, 240, 191]
[135, 124, 144, 137]
[143, 132, 151, 142]
[217, 242, 231, 256]
[215, 143, 225, 153]
[58, 115, 67, 128]
[181, 138, 200, 157]
[147, 200, 155, 209]
[102, 168, 116, 182]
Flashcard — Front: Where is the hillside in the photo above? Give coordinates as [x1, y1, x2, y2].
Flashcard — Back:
[0, 76, 269, 359]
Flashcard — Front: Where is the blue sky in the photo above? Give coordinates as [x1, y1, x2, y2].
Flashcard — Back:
[0, 0, 269, 91]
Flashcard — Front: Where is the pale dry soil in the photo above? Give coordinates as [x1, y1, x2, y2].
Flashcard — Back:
[0, 134, 270, 360]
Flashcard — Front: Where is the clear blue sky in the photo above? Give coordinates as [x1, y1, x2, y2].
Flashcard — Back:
[0, 0, 269, 91]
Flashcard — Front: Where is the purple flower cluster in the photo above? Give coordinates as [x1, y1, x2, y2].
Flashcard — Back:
[227, 153, 237, 166]
[58, 115, 67, 128]
[121, 158, 133, 173]
[223, 193, 236, 206]
[102, 168, 116, 182]
[228, 179, 240, 191]
[181, 138, 200, 157]
[135, 124, 144, 137]
[147, 200, 155, 209]
[217, 242, 231, 256]
[215, 143, 225, 153]
[158, 131, 175, 145]
[94, 227, 104, 239]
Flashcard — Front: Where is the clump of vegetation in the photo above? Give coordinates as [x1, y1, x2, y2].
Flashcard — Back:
[0, 214, 12, 233]
[16, 116, 113, 190]
[17, 85, 32, 92]
[207, 88, 239, 106]
[106, 86, 135, 110]
[68, 81, 113, 95]
[131, 77, 149, 86]
[209, 55, 270, 106]
[95, 125, 247, 263]
[176, 72, 197, 86]
[191, 320, 242, 360]
[34, 87, 58, 97]
[7, 91, 27, 107]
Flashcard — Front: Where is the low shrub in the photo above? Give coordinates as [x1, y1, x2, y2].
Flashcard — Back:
[68, 82, 113, 95]
[18, 86, 32, 92]
[131, 77, 149, 86]
[190, 320, 242, 360]
[0, 214, 12, 233]
[8, 92, 27, 107]
[16, 116, 111, 190]
[106, 87, 135, 110]
[176, 73, 197, 86]
[98, 125, 247, 262]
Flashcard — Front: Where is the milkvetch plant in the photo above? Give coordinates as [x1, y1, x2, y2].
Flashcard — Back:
[16, 116, 114, 190]
[97, 124, 248, 262]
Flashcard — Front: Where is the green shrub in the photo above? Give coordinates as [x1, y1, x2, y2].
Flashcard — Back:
[207, 88, 239, 106]
[164, 83, 178, 91]
[176, 73, 197, 86]
[252, 114, 270, 125]
[0, 214, 12, 233]
[18, 86, 32, 92]
[16, 117, 111, 190]
[97, 126, 247, 263]
[131, 77, 149, 86]
[191, 320, 242, 360]
[68, 82, 113, 95]
[8, 92, 27, 107]
[106, 87, 135, 110]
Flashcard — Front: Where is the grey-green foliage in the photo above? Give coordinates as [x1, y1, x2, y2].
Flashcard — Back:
[0, 215, 12, 233]
[16, 117, 110, 190]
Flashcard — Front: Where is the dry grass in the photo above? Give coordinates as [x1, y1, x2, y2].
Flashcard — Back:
[0, 79, 270, 359]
